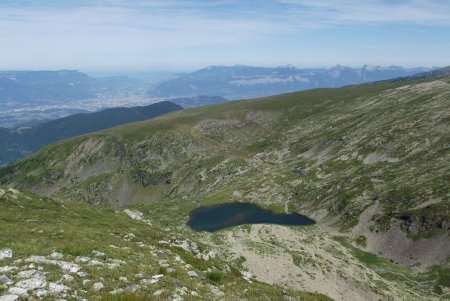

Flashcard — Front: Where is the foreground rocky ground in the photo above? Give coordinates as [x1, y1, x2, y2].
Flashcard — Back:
[0, 187, 332, 301]
[1, 187, 448, 300]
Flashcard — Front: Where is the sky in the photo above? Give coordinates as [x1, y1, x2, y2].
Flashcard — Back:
[0, 0, 449, 72]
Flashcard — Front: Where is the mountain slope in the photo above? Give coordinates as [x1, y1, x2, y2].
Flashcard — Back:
[1, 77, 449, 300]
[147, 65, 429, 99]
[0, 101, 182, 165]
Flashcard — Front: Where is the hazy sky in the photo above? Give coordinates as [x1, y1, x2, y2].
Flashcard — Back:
[1, 0, 449, 72]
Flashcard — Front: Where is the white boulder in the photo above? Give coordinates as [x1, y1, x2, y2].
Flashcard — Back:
[0, 249, 13, 260]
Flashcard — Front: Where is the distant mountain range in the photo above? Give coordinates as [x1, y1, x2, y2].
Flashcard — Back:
[385, 66, 450, 82]
[0, 65, 438, 128]
[0, 70, 146, 105]
[0, 70, 152, 128]
[0, 70, 94, 104]
[0, 66, 434, 109]
[147, 65, 430, 99]
[0, 101, 182, 165]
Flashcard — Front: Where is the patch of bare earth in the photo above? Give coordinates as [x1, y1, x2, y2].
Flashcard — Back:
[220, 224, 432, 301]
[350, 201, 450, 270]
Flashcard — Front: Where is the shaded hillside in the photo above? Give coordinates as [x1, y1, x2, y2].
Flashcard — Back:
[0, 101, 182, 165]
[147, 65, 429, 99]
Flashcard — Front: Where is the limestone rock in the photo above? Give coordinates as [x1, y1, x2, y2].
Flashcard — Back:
[177, 287, 188, 295]
[123, 284, 139, 292]
[15, 276, 46, 290]
[50, 252, 64, 259]
[0, 295, 19, 301]
[176, 240, 200, 255]
[124, 233, 136, 241]
[93, 282, 104, 291]
[123, 209, 151, 225]
[8, 287, 27, 296]
[88, 259, 103, 266]
[75, 256, 91, 263]
[25, 256, 81, 273]
[241, 270, 253, 281]
[17, 269, 43, 279]
[49, 282, 70, 295]
[210, 285, 225, 297]
[61, 274, 74, 282]
[134, 272, 144, 279]
[0, 249, 13, 260]
[92, 250, 106, 258]
[34, 289, 49, 298]
[77, 271, 88, 278]
[0, 266, 17, 273]
[106, 259, 126, 269]
[110, 288, 124, 295]
[153, 289, 164, 296]
[152, 274, 164, 281]
[172, 293, 184, 301]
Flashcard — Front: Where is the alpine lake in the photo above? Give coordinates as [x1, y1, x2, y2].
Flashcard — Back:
[187, 202, 315, 232]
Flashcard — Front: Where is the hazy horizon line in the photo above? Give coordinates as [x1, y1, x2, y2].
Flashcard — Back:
[0, 63, 443, 75]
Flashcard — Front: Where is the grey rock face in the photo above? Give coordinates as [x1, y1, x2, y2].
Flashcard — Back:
[0, 274, 12, 284]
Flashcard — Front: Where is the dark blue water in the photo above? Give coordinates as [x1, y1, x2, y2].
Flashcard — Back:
[187, 203, 315, 232]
